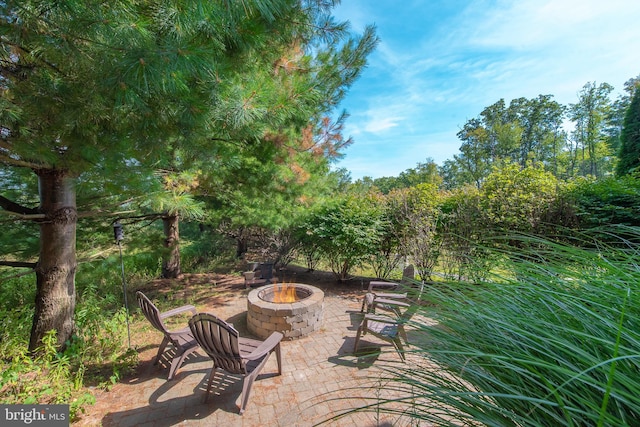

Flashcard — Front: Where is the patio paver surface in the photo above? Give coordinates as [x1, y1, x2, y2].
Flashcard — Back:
[75, 288, 426, 426]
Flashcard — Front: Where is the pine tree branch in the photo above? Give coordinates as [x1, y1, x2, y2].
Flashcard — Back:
[0, 195, 39, 216]
[0, 58, 35, 81]
[77, 210, 137, 219]
[117, 213, 164, 222]
[0, 37, 64, 75]
[0, 153, 43, 169]
[210, 137, 239, 145]
[0, 260, 37, 269]
[0, 212, 46, 221]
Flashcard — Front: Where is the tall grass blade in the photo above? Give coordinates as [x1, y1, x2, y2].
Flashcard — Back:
[334, 228, 640, 426]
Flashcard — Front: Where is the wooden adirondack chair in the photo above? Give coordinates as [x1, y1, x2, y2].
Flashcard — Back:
[188, 312, 283, 414]
[354, 299, 418, 362]
[136, 291, 199, 380]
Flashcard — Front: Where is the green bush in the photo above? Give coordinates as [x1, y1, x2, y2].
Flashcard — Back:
[299, 195, 387, 281]
[480, 162, 558, 234]
[385, 184, 442, 280]
[439, 185, 496, 281]
[567, 175, 640, 228]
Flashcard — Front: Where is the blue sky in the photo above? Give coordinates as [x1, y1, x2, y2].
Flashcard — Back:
[331, 0, 640, 180]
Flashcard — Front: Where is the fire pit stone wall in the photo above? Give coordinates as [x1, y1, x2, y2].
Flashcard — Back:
[247, 284, 324, 340]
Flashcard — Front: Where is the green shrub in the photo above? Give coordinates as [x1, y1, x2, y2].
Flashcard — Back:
[439, 185, 496, 281]
[299, 195, 387, 281]
[480, 162, 558, 234]
[567, 175, 640, 228]
[385, 184, 442, 280]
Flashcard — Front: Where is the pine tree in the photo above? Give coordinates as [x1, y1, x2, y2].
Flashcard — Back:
[616, 87, 640, 176]
[0, 0, 335, 351]
[1, 0, 378, 351]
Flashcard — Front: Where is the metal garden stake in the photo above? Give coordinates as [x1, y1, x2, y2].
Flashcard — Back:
[113, 221, 131, 348]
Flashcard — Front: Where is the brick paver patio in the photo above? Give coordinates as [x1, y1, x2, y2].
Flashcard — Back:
[75, 287, 425, 426]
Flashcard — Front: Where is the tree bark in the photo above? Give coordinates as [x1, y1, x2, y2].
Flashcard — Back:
[161, 214, 181, 279]
[29, 169, 77, 353]
[236, 237, 248, 259]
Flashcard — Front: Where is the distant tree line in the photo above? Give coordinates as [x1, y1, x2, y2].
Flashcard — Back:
[355, 76, 640, 193]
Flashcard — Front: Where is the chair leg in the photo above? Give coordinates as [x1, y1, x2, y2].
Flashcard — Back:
[204, 365, 217, 403]
[392, 337, 406, 362]
[167, 344, 198, 380]
[154, 336, 170, 365]
[239, 373, 258, 415]
[399, 325, 409, 344]
[238, 354, 272, 414]
[353, 324, 364, 353]
[274, 344, 282, 375]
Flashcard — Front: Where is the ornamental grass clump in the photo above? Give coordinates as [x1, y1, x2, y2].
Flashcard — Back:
[336, 228, 640, 426]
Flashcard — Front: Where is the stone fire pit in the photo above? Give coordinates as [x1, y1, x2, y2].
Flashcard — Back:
[247, 283, 324, 340]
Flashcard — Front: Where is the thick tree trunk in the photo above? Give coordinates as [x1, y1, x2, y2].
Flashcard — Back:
[29, 169, 77, 353]
[161, 214, 181, 279]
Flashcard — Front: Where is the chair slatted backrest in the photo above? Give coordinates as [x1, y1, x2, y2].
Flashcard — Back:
[137, 291, 166, 333]
[189, 313, 245, 374]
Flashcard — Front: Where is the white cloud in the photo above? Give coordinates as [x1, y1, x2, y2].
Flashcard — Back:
[365, 117, 402, 133]
[348, 99, 411, 136]
[462, 0, 640, 60]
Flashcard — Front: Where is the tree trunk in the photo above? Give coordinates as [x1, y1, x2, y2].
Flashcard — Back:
[161, 214, 181, 279]
[236, 237, 248, 259]
[29, 169, 77, 353]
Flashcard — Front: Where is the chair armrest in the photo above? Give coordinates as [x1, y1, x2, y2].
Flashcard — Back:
[160, 304, 197, 319]
[368, 281, 400, 292]
[372, 298, 410, 309]
[244, 331, 284, 361]
[364, 313, 402, 324]
[371, 292, 407, 299]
